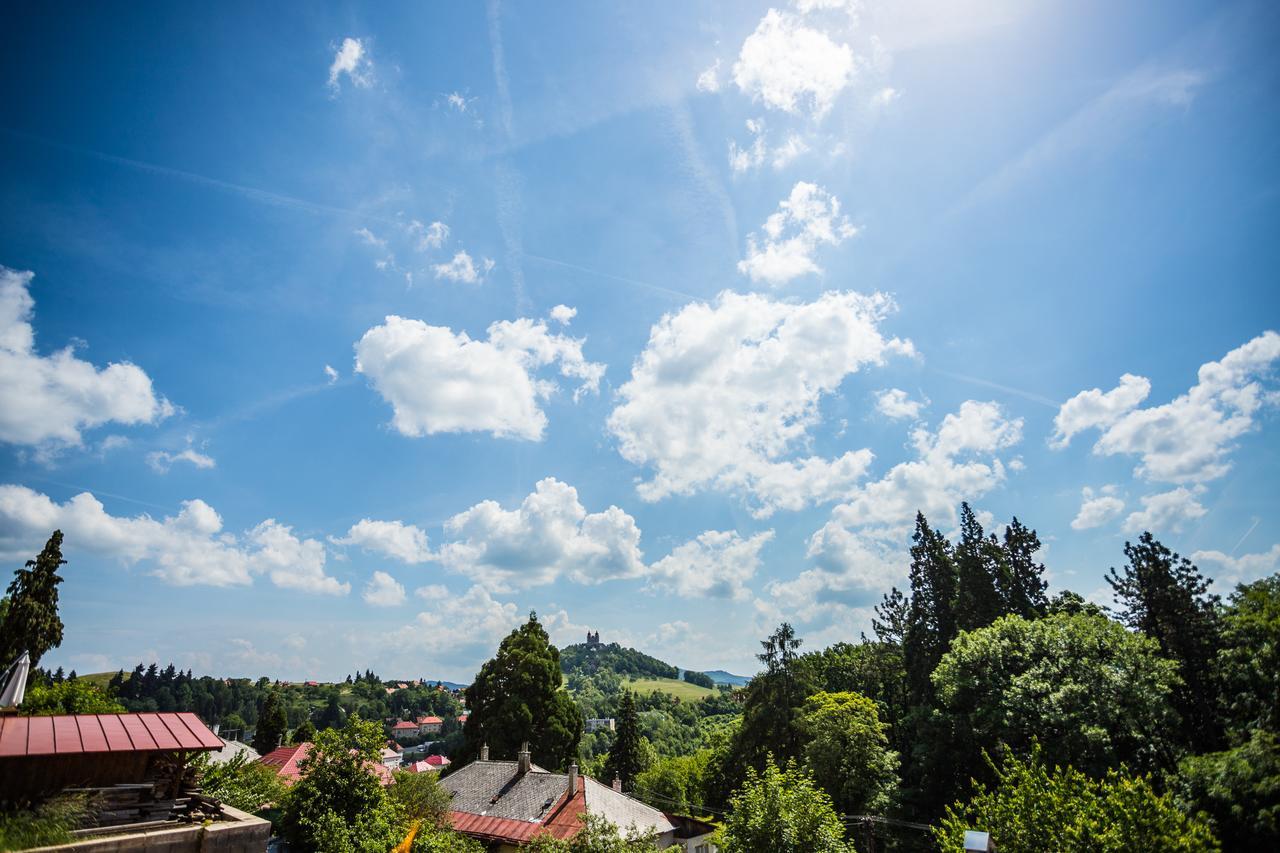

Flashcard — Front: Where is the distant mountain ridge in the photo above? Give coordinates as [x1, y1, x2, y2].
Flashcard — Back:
[703, 669, 751, 687]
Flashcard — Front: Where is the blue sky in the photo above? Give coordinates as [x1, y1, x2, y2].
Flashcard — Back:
[1, 0, 1277, 682]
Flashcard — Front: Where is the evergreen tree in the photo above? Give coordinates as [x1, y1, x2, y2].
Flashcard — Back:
[291, 720, 317, 744]
[872, 587, 910, 645]
[903, 512, 958, 706]
[737, 623, 810, 770]
[254, 691, 287, 754]
[998, 517, 1048, 618]
[603, 691, 644, 791]
[462, 612, 582, 770]
[1107, 532, 1223, 751]
[954, 503, 1004, 633]
[0, 530, 67, 669]
[317, 694, 347, 730]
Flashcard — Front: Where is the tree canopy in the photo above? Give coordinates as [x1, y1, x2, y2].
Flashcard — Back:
[937, 746, 1219, 852]
[718, 760, 851, 853]
[462, 612, 582, 770]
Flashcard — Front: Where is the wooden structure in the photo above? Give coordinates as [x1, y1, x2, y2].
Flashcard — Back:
[0, 712, 223, 801]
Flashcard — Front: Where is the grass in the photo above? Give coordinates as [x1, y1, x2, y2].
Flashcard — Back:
[75, 671, 119, 689]
[623, 677, 717, 702]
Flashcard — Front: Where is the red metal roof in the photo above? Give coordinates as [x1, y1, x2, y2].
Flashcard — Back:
[0, 713, 221, 758]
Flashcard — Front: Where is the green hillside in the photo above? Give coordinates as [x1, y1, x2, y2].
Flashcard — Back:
[624, 676, 717, 702]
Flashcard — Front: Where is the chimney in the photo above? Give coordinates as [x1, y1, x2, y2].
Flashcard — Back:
[480, 743, 489, 761]
[612, 776, 622, 793]
[568, 763, 579, 796]
[518, 741, 531, 774]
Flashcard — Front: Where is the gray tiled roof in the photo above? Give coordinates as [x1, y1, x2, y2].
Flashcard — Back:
[441, 760, 569, 823]
[583, 777, 675, 837]
[441, 760, 676, 838]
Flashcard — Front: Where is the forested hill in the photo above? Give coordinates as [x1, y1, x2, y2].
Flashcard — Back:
[559, 642, 678, 680]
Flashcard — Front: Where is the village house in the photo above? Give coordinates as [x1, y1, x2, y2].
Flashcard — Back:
[439, 744, 716, 851]
[258, 741, 395, 786]
[391, 719, 421, 742]
[584, 718, 616, 733]
[380, 746, 402, 770]
[416, 714, 444, 736]
[403, 754, 450, 774]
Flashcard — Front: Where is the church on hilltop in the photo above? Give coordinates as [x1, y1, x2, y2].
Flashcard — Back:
[586, 631, 600, 647]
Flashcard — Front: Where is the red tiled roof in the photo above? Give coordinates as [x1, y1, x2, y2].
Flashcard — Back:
[392, 720, 419, 730]
[259, 742, 311, 784]
[259, 742, 394, 787]
[416, 716, 443, 725]
[425, 754, 449, 766]
[457, 714, 468, 723]
[0, 713, 221, 758]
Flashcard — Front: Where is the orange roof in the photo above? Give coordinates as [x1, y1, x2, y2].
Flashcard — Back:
[416, 716, 443, 725]
[0, 713, 221, 758]
[392, 720, 419, 730]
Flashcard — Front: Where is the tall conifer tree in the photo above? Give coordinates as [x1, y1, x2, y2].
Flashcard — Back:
[0, 530, 67, 669]
[1107, 532, 1223, 751]
[903, 513, 958, 706]
[998, 517, 1048, 618]
[954, 503, 1004, 632]
[603, 691, 644, 791]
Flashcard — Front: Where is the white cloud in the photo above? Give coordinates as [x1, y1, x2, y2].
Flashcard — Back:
[0, 485, 349, 594]
[147, 448, 216, 474]
[432, 250, 493, 284]
[328, 37, 374, 92]
[729, 134, 766, 174]
[445, 92, 469, 112]
[772, 133, 810, 168]
[332, 519, 433, 564]
[363, 571, 407, 607]
[549, 305, 577, 325]
[696, 59, 721, 93]
[608, 289, 914, 517]
[738, 182, 857, 286]
[1191, 543, 1280, 586]
[1071, 486, 1125, 530]
[324, 364, 339, 384]
[733, 9, 855, 119]
[248, 519, 350, 595]
[875, 388, 923, 420]
[1123, 486, 1207, 534]
[355, 312, 603, 441]
[778, 400, 1022, 624]
[0, 267, 174, 450]
[814, 400, 1024, 544]
[1051, 373, 1151, 448]
[870, 86, 900, 109]
[408, 220, 450, 252]
[648, 530, 774, 600]
[354, 227, 387, 249]
[386, 585, 519, 656]
[414, 583, 449, 600]
[794, 0, 858, 13]
[1052, 333, 1280, 483]
[437, 477, 645, 591]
